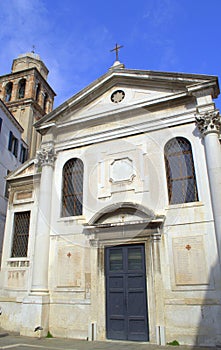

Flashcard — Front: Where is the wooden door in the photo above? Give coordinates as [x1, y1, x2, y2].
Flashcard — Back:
[105, 244, 149, 341]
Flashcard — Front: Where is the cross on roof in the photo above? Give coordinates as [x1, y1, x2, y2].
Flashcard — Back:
[110, 43, 123, 61]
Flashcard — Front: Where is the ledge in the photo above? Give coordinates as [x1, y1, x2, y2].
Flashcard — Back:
[165, 201, 204, 210]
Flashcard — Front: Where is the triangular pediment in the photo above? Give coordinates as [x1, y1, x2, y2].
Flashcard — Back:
[34, 68, 219, 132]
[7, 159, 38, 181]
[66, 84, 176, 121]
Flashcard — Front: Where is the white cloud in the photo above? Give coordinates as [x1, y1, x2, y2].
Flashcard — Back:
[143, 0, 179, 27]
[0, 0, 49, 73]
[0, 0, 113, 106]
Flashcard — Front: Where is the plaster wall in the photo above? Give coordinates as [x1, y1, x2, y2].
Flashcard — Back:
[0, 105, 26, 261]
[40, 117, 219, 344]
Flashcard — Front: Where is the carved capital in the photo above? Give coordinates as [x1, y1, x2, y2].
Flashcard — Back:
[36, 146, 57, 167]
[195, 110, 221, 136]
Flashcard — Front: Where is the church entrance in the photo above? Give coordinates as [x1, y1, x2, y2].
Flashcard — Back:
[105, 244, 149, 341]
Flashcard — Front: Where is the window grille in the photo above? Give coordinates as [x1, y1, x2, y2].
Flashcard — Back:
[62, 158, 84, 217]
[164, 137, 198, 204]
[11, 211, 30, 257]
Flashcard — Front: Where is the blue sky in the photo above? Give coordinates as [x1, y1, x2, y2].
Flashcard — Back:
[0, 0, 221, 109]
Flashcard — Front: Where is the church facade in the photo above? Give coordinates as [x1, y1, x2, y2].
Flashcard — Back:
[0, 61, 221, 346]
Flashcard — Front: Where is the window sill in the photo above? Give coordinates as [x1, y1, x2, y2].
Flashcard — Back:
[165, 201, 204, 210]
[57, 215, 86, 224]
[7, 258, 30, 268]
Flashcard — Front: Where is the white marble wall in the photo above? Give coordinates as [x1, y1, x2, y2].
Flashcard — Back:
[0, 79, 220, 346]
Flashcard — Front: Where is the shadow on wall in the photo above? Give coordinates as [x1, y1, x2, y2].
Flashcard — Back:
[0, 214, 5, 268]
[194, 257, 221, 348]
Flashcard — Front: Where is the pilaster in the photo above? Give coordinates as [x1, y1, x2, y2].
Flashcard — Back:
[195, 110, 221, 259]
[31, 143, 56, 293]
[151, 233, 165, 345]
[20, 295, 50, 337]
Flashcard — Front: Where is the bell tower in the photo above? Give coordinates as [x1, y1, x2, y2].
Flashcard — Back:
[0, 52, 56, 158]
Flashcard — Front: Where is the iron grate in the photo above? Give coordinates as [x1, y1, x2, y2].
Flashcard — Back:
[11, 211, 30, 257]
[62, 158, 84, 216]
[165, 138, 198, 204]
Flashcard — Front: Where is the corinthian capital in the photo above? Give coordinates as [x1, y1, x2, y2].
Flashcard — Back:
[36, 145, 57, 167]
[195, 110, 221, 136]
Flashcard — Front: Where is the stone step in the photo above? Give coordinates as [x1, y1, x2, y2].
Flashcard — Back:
[0, 331, 9, 338]
[0, 327, 19, 338]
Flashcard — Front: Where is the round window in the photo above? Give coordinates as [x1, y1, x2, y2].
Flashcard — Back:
[110, 90, 125, 103]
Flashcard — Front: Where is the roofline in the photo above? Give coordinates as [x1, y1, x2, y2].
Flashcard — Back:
[0, 99, 24, 132]
[34, 67, 220, 129]
[118, 67, 219, 80]
[21, 138, 28, 147]
[12, 53, 49, 75]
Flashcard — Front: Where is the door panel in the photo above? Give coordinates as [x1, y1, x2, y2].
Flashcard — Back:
[106, 244, 149, 341]
[128, 247, 143, 270]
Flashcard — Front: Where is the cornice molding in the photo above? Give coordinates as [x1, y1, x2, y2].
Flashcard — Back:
[54, 109, 196, 152]
[34, 69, 219, 131]
[37, 91, 192, 135]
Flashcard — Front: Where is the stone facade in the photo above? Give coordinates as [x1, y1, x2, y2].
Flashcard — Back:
[0, 53, 56, 158]
[0, 63, 221, 347]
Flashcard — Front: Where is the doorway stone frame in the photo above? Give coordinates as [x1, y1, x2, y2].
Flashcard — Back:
[84, 212, 165, 343]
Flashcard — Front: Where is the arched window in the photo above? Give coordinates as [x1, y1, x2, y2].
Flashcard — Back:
[18, 79, 26, 99]
[164, 137, 198, 204]
[62, 158, 84, 217]
[36, 82, 41, 102]
[5, 82, 13, 102]
[43, 92, 48, 112]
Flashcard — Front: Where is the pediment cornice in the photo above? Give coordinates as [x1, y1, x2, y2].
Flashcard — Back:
[55, 91, 191, 130]
[6, 158, 39, 181]
[34, 68, 219, 134]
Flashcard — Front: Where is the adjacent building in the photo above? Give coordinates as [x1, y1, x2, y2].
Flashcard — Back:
[0, 60, 220, 347]
[0, 99, 28, 262]
[0, 52, 56, 158]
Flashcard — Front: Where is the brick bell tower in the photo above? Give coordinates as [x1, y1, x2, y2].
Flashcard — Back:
[0, 52, 56, 158]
